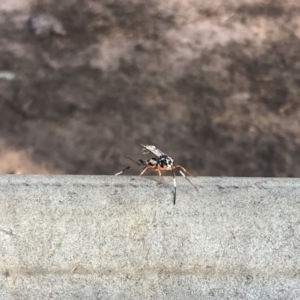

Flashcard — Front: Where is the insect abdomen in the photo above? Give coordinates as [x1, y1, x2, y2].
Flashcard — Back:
[146, 158, 158, 166]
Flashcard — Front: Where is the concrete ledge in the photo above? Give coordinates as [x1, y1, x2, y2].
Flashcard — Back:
[0, 175, 300, 299]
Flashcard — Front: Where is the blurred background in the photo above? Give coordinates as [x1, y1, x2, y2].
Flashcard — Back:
[0, 0, 300, 177]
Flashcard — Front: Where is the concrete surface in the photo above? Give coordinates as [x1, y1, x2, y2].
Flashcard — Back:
[0, 175, 300, 299]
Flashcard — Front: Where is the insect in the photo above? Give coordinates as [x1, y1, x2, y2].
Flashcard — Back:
[115, 144, 195, 204]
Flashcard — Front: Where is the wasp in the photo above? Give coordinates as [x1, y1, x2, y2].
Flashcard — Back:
[115, 144, 195, 204]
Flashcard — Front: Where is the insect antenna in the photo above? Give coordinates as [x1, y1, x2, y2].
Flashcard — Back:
[114, 155, 143, 176]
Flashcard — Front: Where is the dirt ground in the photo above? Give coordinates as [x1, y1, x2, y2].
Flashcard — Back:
[1, 0, 300, 177]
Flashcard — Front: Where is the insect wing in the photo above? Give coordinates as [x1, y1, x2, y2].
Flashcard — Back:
[140, 144, 166, 157]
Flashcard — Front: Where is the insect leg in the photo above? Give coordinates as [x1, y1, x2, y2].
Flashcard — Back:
[115, 166, 130, 176]
[172, 169, 176, 205]
[175, 165, 194, 177]
[157, 169, 163, 184]
[135, 167, 150, 179]
[114, 155, 143, 176]
[176, 165, 198, 192]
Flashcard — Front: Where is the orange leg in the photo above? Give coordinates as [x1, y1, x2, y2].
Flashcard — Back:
[175, 165, 198, 192]
[135, 167, 150, 180]
[157, 169, 163, 184]
[175, 165, 194, 177]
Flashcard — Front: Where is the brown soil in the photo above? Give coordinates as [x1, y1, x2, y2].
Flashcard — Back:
[1, 0, 300, 177]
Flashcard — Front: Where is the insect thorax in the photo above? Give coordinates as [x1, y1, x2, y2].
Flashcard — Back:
[157, 155, 174, 168]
